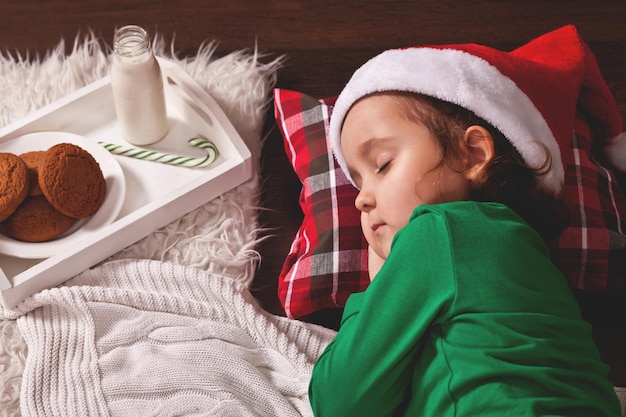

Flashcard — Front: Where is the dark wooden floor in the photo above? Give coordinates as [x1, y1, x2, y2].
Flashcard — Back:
[0, 0, 625, 386]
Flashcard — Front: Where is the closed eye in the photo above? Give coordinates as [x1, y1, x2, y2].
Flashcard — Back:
[375, 161, 391, 174]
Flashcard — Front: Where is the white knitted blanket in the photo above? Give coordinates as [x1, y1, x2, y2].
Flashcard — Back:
[0, 34, 336, 416]
[3, 260, 336, 416]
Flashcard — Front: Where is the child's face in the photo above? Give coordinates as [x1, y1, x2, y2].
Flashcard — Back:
[342, 94, 471, 259]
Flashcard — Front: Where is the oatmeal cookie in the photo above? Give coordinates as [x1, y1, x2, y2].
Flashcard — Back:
[0, 152, 30, 221]
[38, 143, 106, 219]
[19, 150, 45, 196]
[2, 196, 76, 242]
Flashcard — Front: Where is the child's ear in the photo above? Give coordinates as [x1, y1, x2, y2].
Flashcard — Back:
[463, 125, 494, 180]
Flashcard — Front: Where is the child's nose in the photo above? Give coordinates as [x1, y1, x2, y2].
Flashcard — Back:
[355, 189, 374, 212]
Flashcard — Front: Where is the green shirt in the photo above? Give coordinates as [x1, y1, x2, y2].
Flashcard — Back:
[309, 202, 620, 416]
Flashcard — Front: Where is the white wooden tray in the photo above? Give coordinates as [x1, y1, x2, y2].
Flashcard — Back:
[0, 58, 252, 308]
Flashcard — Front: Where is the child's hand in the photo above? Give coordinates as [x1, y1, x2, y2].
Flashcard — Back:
[368, 245, 385, 281]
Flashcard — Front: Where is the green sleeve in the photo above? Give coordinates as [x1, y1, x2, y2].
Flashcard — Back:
[308, 210, 456, 416]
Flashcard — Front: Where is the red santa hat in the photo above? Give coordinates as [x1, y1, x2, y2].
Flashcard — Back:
[329, 25, 625, 196]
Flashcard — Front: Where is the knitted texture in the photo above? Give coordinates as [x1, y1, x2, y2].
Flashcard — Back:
[4, 260, 336, 416]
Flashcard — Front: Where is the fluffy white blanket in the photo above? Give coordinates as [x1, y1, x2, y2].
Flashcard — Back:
[0, 34, 336, 416]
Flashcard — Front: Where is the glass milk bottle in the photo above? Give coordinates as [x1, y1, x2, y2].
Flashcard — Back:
[110, 25, 168, 146]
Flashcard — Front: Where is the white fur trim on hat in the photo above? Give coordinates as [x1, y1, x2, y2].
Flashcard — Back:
[329, 47, 564, 195]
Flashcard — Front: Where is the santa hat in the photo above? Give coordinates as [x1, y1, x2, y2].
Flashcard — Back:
[329, 25, 625, 195]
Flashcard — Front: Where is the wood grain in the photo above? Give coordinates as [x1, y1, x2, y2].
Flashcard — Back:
[0, 0, 624, 385]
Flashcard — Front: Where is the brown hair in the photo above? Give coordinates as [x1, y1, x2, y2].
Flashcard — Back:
[388, 91, 566, 241]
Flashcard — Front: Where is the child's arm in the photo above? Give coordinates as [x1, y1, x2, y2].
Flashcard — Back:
[309, 213, 455, 416]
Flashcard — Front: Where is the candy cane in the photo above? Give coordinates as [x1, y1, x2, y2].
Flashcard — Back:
[98, 136, 219, 168]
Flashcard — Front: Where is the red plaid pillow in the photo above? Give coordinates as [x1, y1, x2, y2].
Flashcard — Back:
[274, 89, 369, 319]
[273, 89, 625, 320]
[550, 112, 626, 290]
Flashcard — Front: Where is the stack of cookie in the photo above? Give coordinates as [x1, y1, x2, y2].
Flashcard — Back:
[0, 143, 106, 243]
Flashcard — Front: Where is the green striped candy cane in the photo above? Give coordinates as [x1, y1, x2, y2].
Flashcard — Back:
[98, 136, 219, 168]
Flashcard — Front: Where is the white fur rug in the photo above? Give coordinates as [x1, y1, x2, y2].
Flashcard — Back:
[0, 33, 286, 416]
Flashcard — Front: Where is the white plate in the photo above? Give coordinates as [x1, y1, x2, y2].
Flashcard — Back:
[0, 131, 126, 258]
